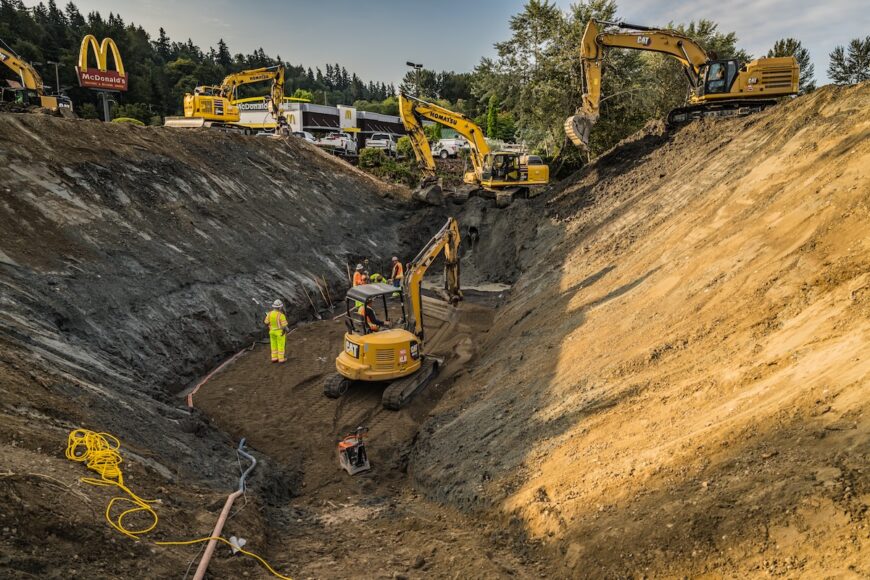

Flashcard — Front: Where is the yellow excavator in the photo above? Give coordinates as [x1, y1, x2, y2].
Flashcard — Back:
[399, 93, 549, 207]
[0, 46, 73, 114]
[164, 65, 288, 133]
[324, 217, 462, 410]
[565, 20, 799, 148]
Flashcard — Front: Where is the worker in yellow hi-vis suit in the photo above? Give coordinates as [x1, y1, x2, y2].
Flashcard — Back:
[264, 299, 289, 363]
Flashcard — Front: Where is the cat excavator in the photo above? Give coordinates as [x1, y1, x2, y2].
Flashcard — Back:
[565, 20, 799, 148]
[324, 217, 462, 410]
[0, 46, 73, 114]
[164, 65, 288, 133]
[399, 93, 549, 207]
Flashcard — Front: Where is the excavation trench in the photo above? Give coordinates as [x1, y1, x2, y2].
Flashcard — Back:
[186, 289, 548, 579]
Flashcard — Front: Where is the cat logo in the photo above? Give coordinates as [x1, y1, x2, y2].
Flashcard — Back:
[637, 35, 651, 46]
[76, 35, 128, 91]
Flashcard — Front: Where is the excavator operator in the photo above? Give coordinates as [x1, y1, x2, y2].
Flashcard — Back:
[359, 300, 390, 332]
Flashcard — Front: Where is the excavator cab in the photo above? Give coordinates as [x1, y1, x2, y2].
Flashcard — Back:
[699, 61, 740, 95]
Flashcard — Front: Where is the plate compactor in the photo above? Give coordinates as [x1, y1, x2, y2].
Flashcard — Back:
[338, 427, 370, 475]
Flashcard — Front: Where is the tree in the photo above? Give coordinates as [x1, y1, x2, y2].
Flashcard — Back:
[215, 38, 232, 68]
[768, 38, 815, 93]
[486, 94, 499, 137]
[291, 88, 313, 101]
[828, 36, 870, 85]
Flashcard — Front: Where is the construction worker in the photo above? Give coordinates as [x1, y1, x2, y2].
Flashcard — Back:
[369, 272, 387, 284]
[358, 300, 389, 332]
[352, 264, 365, 286]
[264, 299, 289, 363]
[389, 256, 404, 288]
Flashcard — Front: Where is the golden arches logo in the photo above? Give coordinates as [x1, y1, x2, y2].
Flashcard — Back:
[345, 109, 353, 119]
[76, 35, 128, 91]
[287, 113, 297, 124]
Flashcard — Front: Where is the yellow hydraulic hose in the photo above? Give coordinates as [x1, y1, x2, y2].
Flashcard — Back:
[65, 428, 292, 579]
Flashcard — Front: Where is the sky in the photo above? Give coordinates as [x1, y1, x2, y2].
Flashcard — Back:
[28, 0, 870, 85]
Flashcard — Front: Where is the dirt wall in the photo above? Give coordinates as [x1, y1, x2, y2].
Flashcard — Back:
[412, 83, 870, 577]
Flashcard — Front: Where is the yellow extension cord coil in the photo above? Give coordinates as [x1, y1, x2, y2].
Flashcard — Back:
[65, 428, 292, 580]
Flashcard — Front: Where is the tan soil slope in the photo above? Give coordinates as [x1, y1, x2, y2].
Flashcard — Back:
[413, 83, 870, 577]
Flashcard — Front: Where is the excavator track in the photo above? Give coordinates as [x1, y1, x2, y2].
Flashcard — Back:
[323, 373, 350, 398]
[382, 358, 440, 410]
[667, 99, 779, 126]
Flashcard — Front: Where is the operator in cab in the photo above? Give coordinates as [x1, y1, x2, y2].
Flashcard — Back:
[359, 299, 391, 332]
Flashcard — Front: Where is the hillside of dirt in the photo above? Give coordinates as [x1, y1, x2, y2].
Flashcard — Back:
[0, 115, 440, 577]
[413, 83, 870, 577]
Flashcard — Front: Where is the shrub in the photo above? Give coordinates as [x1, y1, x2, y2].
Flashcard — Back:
[396, 136, 414, 159]
[359, 147, 387, 168]
[111, 117, 145, 126]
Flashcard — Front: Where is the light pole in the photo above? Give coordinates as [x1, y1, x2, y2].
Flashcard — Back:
[405, 61, 423, 97]
[46, 60, 64, 96]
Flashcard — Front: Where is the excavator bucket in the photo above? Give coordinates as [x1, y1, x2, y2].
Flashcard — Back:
[564, 112, 596, 149]
[412, 177, 444, 206]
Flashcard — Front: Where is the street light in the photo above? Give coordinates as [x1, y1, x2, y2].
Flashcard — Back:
[46, 60, 64, 96]
[405, 61, 423, 97]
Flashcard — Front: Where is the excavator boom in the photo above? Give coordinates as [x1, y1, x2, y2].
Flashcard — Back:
[565, 19, 799, 148]
[0, 46, 73, 113]
[403, 217, 462, 342]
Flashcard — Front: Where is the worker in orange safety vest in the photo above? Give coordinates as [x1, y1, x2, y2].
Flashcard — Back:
[389, 256, 404, 288]
[358, 300, 390, 332]
[264, 299, 289, 363]
[352, 263, 366, 286]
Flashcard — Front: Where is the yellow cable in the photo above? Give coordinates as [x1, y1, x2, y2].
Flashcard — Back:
[65, 428, 292, 580]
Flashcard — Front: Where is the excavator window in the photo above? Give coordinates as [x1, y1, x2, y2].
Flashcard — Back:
[704, 61, 739, 95]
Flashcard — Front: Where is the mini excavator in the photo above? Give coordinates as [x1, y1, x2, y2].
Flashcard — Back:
[565, 20, 799, 148]
[324, 217, 462, 410]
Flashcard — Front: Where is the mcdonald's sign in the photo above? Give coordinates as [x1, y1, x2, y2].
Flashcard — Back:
[76, 35, 127, 91]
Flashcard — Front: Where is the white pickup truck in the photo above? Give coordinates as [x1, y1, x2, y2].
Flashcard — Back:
[432, 138, 466, 159]
[316, 131, 358, 154]
[365, 132, 398, 155]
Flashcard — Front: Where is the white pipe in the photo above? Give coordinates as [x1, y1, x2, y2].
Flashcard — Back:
[193, 438, 257, 580]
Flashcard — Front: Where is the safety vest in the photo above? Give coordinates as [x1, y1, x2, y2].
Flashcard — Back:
[264, 309, 287, 331]
[391, 261, 404, 280]
[358, 305, 378, 331]
[353, 271, 365, 286]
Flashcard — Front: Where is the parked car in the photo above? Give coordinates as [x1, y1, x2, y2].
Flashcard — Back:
[292, 130, 317, 143]
[432, 138, 466, 159]
[365, 132, 398, 155]
[317, 131, 358, 154]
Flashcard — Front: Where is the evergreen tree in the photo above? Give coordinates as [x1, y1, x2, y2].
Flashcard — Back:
[486, 94, 498, 137]
[828, 37, 870, 84]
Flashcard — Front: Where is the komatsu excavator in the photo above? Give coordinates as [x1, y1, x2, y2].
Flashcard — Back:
[324, 217, 462, 410]
[565, 20, 799, 148]
[164, 65, 288, 133]
[399, 93, 549, 207]
[0, 46, 73, 114]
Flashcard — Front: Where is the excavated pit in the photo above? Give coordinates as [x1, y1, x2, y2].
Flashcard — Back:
[2, 83, 869, 579]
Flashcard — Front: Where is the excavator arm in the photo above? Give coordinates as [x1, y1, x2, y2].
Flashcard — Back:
[398, 93, 490, 181]
[566, 20, 710, 148]
[403, 217, 462, 341]
[220, 65, 286, 124]
[0, 47, 45, 93]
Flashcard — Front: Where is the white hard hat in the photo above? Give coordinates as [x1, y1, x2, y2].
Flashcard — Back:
[272, 299, 283, 309]
[356, 264, 364, 270]
[391, 256, 398, 261]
